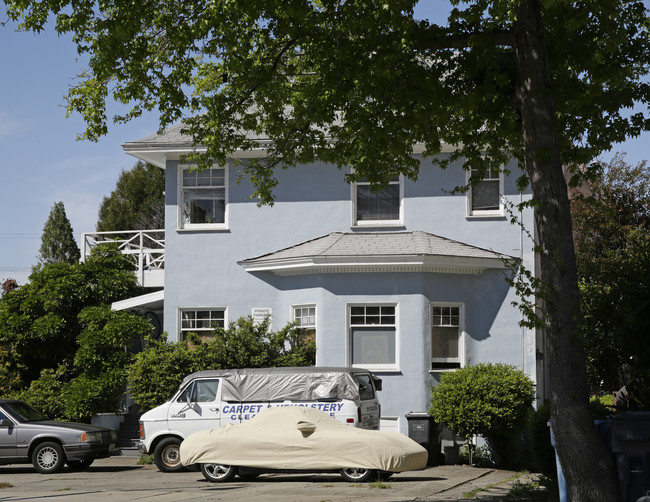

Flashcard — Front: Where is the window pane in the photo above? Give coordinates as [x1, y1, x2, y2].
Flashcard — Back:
[472, 180, 499, 211]
[194, 380, 219, 402]
[357, 184, 399, 221]
[352, 327, 395, 364]
[432, 326, 459, 359]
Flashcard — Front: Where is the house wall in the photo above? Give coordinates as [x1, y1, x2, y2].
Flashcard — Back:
[161, 154, 536, 433]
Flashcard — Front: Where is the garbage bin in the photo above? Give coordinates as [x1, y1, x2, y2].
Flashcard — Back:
[405, 412, 441, 466]
[609, 412, 650, 502]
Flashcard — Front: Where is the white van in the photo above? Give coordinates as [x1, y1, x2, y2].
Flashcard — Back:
[138, 367, 382, 472]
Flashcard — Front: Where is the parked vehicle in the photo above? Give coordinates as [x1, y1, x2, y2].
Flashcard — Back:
[138, 366, 382, 472]
[0, 400, 118, 473]
[180, 406, 427, 482]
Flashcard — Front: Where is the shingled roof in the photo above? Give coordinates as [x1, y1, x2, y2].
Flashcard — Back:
[238, 231, 516, 276]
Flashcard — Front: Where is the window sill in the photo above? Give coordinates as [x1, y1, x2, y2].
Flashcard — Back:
[352, 364, 400, 372]
[351, 224, 406, 230]
[177, 226, 231, 233]
[465, 214, 506, 221]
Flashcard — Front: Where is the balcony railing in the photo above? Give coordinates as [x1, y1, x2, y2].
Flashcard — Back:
[81, 230, 165, 287]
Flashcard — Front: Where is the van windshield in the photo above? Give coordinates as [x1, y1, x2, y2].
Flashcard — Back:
[353, 374, 375, 401]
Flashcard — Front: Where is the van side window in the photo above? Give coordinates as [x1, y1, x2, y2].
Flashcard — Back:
[177, 379, 219, 403]
[353, 374, 375, 401]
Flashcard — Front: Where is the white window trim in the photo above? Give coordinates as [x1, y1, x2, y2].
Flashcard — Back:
[351, 174, 404, 227]
[346, 302, 400, 372]
[178, 306, 227, 341]
[177, 164, 229, 231]
[291, 304, 317, 330]
[430, 302, 465, 372]
[466, 167, 504, 218]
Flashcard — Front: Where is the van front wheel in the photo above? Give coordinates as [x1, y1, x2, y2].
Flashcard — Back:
[154, 438, 184, 472]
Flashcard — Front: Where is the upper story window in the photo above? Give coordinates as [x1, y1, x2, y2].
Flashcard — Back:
[180, 166, 227, 229]
[180, 308, 225, 342]
[431, 303, 464, 370]
[353, 175, 402, 225]
[467, 167, 503, 217]
[349, 304, 398, 371]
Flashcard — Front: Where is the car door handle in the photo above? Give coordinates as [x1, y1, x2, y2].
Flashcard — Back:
[210, 408, 219, 412]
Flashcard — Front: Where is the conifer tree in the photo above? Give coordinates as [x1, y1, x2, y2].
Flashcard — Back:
[35, 202, 81, 271]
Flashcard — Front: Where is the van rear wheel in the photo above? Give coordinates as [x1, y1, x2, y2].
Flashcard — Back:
[201, 463, 238, 482]
[153, 438, 184, 472]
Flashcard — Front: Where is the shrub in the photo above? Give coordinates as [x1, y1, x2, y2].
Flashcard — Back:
[429, 362, 534, 468]
[128, 316, 315, 410]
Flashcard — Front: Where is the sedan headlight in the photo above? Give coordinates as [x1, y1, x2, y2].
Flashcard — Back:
[81, 432, 101, 442]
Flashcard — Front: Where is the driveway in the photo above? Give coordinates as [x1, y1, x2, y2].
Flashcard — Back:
[0, 456, 539, 501]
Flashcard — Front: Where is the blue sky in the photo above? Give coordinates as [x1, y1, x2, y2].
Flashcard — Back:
[1, 2, 649, 287]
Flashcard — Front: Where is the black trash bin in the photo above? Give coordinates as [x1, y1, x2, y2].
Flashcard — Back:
[405, 412, 441, 466]
[609, 412, 650, 502]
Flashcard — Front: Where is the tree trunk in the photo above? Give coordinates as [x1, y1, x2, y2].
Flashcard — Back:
[513, 1, 619, 501]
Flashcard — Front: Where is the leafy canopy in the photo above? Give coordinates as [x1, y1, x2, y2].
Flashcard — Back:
[572, 154, 650, 405]
[0, 243, 142, 393]
[4, 1, 649, 199]
[97, 161, 165, 231]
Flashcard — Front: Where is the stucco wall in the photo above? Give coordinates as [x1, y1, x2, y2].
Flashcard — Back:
[161, 154, 536, 432]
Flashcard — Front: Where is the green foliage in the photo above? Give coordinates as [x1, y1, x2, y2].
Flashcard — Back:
[11, 308, 152, 421]
[35, 201, 80, 271]
[429, 363, 534, 467]
[0, 244, 141, 392]
[97, 161, 165, 231]
[526, 404, 556, 480]
[572, 155, 650, 406]
[128, 316, 315, 410]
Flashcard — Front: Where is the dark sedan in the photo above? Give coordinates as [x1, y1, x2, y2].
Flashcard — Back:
[0, 399, 117, 473]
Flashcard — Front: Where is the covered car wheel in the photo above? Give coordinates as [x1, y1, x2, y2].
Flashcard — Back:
[32, 442, 65, 474]
[154, 438, 184, 472]
[66, 459, 94, 471]
[339, 468, 377, 482]
[201, 463, 238, 482]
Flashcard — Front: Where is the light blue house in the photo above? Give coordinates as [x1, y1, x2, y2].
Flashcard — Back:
[103, 123, 542, 435]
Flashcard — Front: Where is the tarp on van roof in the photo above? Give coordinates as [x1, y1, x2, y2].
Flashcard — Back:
[182, 367, 370, 404]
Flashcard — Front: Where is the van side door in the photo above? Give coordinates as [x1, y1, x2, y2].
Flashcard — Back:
[166, 378, 222, 436]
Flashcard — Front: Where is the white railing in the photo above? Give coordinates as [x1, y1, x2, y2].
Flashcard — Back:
[81, 230, 165, 287]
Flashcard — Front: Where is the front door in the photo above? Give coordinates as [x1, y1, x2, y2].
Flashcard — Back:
[166, 378, 222, 437]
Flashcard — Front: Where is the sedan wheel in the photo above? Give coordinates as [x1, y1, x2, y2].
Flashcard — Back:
[32, 442, 65, 474]
[339, 468, 377, 482]
[200, 463, 238, 482]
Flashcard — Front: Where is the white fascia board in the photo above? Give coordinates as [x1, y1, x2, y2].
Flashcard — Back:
[240, 254, 510, 276]
[112, 289, 164, 311]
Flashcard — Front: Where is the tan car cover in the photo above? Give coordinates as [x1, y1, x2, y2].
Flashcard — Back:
[180, 406, 427, 472]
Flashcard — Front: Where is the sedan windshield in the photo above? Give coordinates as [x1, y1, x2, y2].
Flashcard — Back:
[3, 401, 49, 422]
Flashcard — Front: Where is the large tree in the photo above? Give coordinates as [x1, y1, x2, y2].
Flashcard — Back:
[35, 201, 80, 271]
[97, 161, 165, 232]
[572, 154, 650, 407]
[0, 243, 141, 391]
[4, 1, 649, 499]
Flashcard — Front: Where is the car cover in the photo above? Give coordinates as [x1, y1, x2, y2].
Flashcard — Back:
[180, 367, 367, 405]
[180, 407, 427, 472]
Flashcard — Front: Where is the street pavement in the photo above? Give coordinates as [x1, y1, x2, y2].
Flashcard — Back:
[0, 455, 543, 501]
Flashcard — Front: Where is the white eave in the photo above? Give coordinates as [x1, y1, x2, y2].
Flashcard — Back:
[112, 289, 164, 311]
